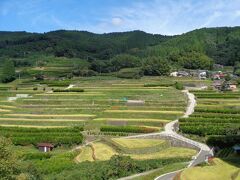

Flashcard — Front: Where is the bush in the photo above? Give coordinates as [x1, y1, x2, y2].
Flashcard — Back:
[0, 127, 84, 146]
[144, 83, 174, 87]
[174, 82, 184, 90]
[117, 68, 143, 79]
[142, 57, 170, 76]
[100, 126, 159, 133]
[53, 88, 84, 92]
[1, 60, 15, 83]
[206, 135, 240, 148]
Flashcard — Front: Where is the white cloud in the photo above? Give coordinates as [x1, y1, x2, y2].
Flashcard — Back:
[111, 17, 123, 26]
[93, 0, 240, 35]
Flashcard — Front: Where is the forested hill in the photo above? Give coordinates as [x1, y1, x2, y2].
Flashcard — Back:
[0, 30, 170, 60]
[146, 26, 240, 66]
[0, 27, 240, 67]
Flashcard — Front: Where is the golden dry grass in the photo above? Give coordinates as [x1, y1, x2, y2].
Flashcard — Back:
[0, 109, 12, 112]
[0, 118, 86, 122]
[92, 142, 118, 161]
[112, 138, 166, 149]
[4, 114, 96, 117]
[128, 147, 196, 160]
[104, 110, 183, 114]
[93, 118, 171, 122]
[76, 146, 94, 163]
[180, 158, 240, 180]
[0, 124, 67, 128]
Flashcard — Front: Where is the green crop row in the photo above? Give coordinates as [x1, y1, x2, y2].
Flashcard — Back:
[0, 126, 84, 146]
[195, 108, 240, 114]
[190, 113, 240, 119]
[100, 126, 159, 133]
[53, 88, 84, 92]
[179, 117, 240, 124]
[179, 124, 233, 136]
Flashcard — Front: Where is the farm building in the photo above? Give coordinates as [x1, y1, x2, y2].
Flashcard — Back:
[213, 80, 238, 91]
[177, 71, 189, 77]
[37, 143, 54, 152]
[170, 72, 178, 77]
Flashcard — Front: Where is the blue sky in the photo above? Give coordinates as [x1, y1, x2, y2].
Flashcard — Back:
[0, 0, 240, 35]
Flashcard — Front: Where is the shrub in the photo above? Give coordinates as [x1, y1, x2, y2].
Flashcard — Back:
[100, 126, 159, 133]
[53, 88, 84, 92]
[174, 82, 184, 90]
[206, 135, 240, 148]
[117, 68, 143, 79]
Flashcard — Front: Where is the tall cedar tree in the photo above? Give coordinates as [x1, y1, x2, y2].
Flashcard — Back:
[1, 60, 15, 83]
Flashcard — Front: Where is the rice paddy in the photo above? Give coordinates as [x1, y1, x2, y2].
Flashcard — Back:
[0, 77, 187, 130]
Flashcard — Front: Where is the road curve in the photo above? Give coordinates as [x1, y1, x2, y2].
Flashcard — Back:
[155, 90, 212, 180]
[121, 90, 212, 180]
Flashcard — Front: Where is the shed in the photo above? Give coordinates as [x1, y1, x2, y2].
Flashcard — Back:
[37, 143, 54, 152]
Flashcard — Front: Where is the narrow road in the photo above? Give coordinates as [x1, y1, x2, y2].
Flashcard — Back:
[155, 90, 212, 180]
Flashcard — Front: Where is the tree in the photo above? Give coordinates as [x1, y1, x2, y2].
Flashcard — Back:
[0, 137, 20, 179]
[110, 54, 141, 71]
[142, 57, 170, 76]
[1, 60, 15, 83]
[234, 62, 240, 76]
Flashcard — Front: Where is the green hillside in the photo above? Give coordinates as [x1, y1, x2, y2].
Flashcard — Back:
[0, 27, 240, 81]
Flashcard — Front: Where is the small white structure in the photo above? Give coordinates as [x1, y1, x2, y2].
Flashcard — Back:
[126, 100, 145, 106]
[170, 72, 178, 77]
[8, 94, 32, 101]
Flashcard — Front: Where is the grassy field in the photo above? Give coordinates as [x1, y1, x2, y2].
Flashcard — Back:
[180, 158, 240, 180]
[112, 138, 166, 149]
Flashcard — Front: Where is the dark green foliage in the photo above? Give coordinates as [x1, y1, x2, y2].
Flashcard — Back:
[53, 88, 84, 92]
[110, 54, 141, 71]
[49, 155, 190, 180]
[100, 126, 158, 133]
[1, 60, 15, 83]
[0, 30, 168, 60]
[142, 57, 170, 76]
[117, 68, 143, 79]
[234, 62, 240, 76]
[174, 82, 184, 90]
[206, 135, 240, 148]
[0, 127, 83, 146]
[23, 153, 52, 160]
[169, 51, 213, 69]
[144, 83, 174, 87]
[0, 137, 20, 179]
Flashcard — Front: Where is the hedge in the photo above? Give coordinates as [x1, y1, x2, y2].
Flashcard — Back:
[195, 108, 240, 114]
[0, 126, 84, 146]
[100, 126, 159, 133]
[53, 88, 84, 92]
[206, 135, 240, 148]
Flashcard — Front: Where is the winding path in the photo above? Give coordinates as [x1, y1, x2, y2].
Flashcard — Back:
[121, 90, 213, 180]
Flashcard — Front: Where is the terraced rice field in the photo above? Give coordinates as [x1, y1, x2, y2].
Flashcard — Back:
[179, 90, 240, 144]
[77, 138, 196, 162]
[0, 78, 186, 132]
